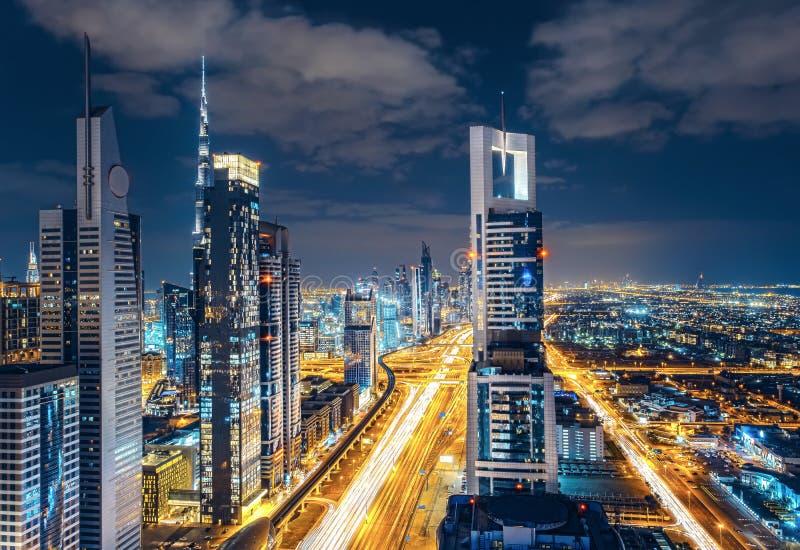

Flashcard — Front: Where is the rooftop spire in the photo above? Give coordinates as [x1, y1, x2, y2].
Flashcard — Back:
[194, 56, 212, 243]
[201, 55, 206, 102]
[26, 242, 39, 284]
[82, 33, 94, 220]
[500, 91, 507, 176]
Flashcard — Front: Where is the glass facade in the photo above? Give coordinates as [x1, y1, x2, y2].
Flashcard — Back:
[197, 153, 262, 525]
[343, 290, 377, 394]
[161, 282, 196, 408]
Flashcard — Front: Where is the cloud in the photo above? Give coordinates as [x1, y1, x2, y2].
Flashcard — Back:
[258, 188, 468, 278]
[527, 0, 800, 141]
[94, 73, 180, 118]
[21, 0, 472, 170]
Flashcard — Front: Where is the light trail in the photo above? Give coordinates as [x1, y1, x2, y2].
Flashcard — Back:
[300, 381, 441, 550]
[550, 348, 720, 550]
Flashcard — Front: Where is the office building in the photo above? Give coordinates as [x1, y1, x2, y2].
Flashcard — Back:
[195, 153, 262, 524]
[299, 320, 318, 352]
[25, 242, 39, 284]
[410, 265, 426, 338]
[0, 364, 79, 549]
[466, 123, 557, 495]
[377, 296, 400, 352]
[0, 280, 40, 365]
[143, 289, 164, 353]
[39, 38, 142, 548]
[142, 351, 166, 409]
[257, 221, 302, 493]
[142, 449, 193, 524]
[161, 282, 196, 408]
[458, 263, 472, 321]
[343, 289, 377, 403]
[146, 428, 200, 491]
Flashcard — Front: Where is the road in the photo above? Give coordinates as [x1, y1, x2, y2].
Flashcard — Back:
[548, 344, 775, 550]
[299, 327, 472, 550]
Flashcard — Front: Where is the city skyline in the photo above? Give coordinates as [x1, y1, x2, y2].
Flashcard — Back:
[3, 1, 800, 286]
[2, 4, 800, 549]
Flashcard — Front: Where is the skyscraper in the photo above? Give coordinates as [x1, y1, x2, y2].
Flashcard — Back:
[0, 364, 80, 549]
[466, 123, 557, 495]
[410, 265, 426, 338]
[26, 241, 39, 283]
[196, 153, 262, 524]
[161, 282, 196, 409]
[39, 36, 142, 548]
[0, 279, 40, 365]
[343, 289, 377, 405]
[257, 221, 302, 493]
[193, 57, 211, 246]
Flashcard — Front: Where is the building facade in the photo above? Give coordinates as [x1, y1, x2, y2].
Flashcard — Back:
[161, 282, 196, 409]
[0, 364, 80, 549]
[196, 153, 262, 524]
[466, 125, 557, 495]
[39, 42, 142, 548]
[343, 289, 377, 401]
[0, 280, 40, 365]
[142, 449, 192, 524]
[257, 221, 302, 493]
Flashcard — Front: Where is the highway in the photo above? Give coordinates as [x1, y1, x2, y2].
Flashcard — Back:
[299, 327, 472, 550]
[548, 346, 721, 549]
[269, 349, 396, 528]
[548, 344, 769, 550]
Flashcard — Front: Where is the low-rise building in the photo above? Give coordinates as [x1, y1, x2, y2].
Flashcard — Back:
[440, 494, 622, 550]
[142, 449, 192, 523]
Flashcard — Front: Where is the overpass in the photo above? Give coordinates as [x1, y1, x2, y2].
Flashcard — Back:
[268, 353, 397, 531]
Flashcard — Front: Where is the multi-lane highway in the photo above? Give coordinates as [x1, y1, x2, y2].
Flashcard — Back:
[547, 344, 776, 550]
[299, 327, 472, 550]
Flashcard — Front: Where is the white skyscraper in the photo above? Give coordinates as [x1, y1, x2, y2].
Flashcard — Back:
[25, 241, 39, 283]
[466, 123, 558, 495]
[39, 36, 142, 549]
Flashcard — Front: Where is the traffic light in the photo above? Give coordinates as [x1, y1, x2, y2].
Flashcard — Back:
[469, 497, 475, 506]
[515, 482, 523, 491]
[578, 502, 588, 516]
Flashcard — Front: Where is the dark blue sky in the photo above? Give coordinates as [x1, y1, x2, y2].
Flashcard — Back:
[2, 0, 799, 288]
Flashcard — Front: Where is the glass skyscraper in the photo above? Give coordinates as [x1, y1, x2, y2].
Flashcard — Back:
[196, 153, 262, 524]
[161, 282, 196, 409]
[343, 289, 377, 402]
[257, 221, 302, 493]
[0, 365, 80, 549]
[466, 124, 558, 495]
[39, 39, 142, 548]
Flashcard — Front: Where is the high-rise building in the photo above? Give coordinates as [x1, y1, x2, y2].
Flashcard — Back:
[0, 280, 40, 365]
[161, 282, 196, 408]
[410, 265, 426, 338]
[195, 153, 262, 524]
[39, 37, 142, 548]
[26, 241, 40, 283]
[39, 208, 78, 365]
[458, 263, 472, 321]
[142, 351, 166, 410]
[193, 57, 211, 247]
[0, 364, 80, 549]
[257, 221, 302, 493]
[466, 123, 557, 495]
[343, 289, 377, 404]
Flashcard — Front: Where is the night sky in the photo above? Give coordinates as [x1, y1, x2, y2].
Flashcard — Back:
[2, 0, 799, 288]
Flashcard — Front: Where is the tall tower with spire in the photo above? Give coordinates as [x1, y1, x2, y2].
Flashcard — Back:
[26, 241, 39, 283]
[193, 56, 211, 245]
[39, 34, 142, 549]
